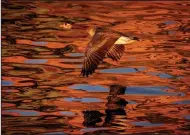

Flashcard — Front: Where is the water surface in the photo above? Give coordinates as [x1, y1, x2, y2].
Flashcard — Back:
[2, 1, 190, 135]
[131, 121, 164, 127]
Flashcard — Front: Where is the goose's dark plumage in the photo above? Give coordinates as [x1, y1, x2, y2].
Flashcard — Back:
[81, 26, 138, 77]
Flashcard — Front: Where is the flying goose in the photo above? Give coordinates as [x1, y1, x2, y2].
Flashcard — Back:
[81, 26, 139, 77]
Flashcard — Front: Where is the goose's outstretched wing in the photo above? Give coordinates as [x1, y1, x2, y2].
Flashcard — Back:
[107, 44, 125, 61]
[81, 33, 117, 77]
[107, 36, 131, 61]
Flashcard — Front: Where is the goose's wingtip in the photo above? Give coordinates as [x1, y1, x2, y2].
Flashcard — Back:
[81, 70, 89, 77]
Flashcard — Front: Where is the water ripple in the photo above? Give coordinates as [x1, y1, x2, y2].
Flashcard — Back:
[131, 121, 163, 127]
[3, 109, 40, 116]
[100, 67, 146, 74]
[2, 80, 13, 86]
[148, 72, 174, 79]
[24, 59, 48, 64]
[64, 97, 103, 103]
[43, 132, 66, 135]
[173, 100, 190, 104]
[69, 84, 109, 92]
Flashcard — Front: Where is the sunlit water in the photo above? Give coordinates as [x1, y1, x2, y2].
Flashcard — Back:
[2, 1, 190, 135]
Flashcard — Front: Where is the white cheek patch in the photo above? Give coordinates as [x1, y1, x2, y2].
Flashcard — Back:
[115, 36, 132, 45]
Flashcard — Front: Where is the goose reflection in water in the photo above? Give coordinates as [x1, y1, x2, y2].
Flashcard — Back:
[104, 85, 128, 128]
[83, 110, 104, 127]
[82, 85, 128, 133]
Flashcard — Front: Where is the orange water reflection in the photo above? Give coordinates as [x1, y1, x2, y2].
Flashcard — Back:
[2, 1, 190, 135]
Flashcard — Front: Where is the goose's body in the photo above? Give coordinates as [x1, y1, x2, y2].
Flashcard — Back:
[81, 26, 138, 77]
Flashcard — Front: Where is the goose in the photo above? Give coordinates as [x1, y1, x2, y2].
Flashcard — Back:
[60, 23, 139, 77]
[81, 26, 139, 77]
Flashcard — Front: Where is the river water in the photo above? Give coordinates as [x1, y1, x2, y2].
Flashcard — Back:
[2, 1, 190, 135]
